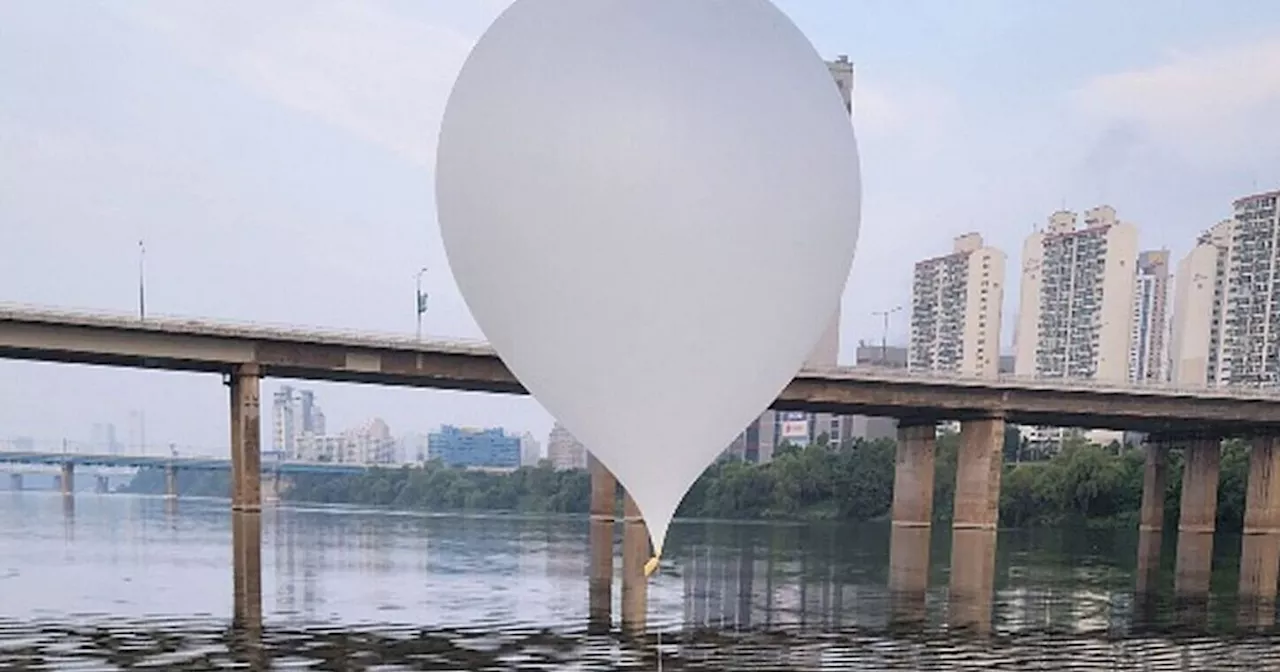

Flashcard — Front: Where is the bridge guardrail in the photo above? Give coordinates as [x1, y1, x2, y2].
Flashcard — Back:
[0, 302, 494, 356]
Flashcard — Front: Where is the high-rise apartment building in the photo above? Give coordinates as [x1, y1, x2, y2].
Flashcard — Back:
[347, 418, 395, 465]
[1129, 250, 1170, 383]
[519, 432, 542, 467]
[1220, 191, 1280, 386]
[726, 55, 857, 463]
[908, 233, 1006, 378]
[271, 385, 327, 460]
[271, 386, 296, 460]
[1172, 190, 1280, 388]
[1171, 220, 1233, 385]
[1014, 206, 1139, 383]
[546, 422, 587, 470]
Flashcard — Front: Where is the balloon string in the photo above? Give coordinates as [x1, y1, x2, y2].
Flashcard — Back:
[650, 553, 662, 672]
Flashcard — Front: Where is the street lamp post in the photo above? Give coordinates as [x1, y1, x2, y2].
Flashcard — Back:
[138, 240, 147, 321]
[871, 305, 904, 366]
[415, 267, 429, 341]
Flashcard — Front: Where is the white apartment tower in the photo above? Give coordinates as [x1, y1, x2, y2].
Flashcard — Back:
[547, 422, 587, 470]
[519, 432, 542, 467]
[271, 386, 297, 460]
[1172, 190, 1280, 387]
[1171, 220, 1233, 386]
[908, 233, 1006, 378]
[1129, 250, 1171, 383]
[271, 385, 326, 461]
[1014, 206, 1139, 383]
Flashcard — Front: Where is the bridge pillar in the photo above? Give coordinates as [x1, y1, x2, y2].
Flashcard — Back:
[1175, 436, 1221, 602]
[587, 453, 616, 633]
[165, 465, 178, 500]
[59, 462, 74, 497]
[1136, 438, 1170, 600]
[888, 421, 935, 624]
[230, 363, 261, 512]
[1239, 435, 1280, 627]
[620, 490, 649, 636]
[949, 415, 1004, 633]
[228, 363, 262, 630]
[8, 474, 20, 491]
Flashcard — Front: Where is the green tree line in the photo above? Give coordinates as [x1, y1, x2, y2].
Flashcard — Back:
[121, 432, 1254, 530]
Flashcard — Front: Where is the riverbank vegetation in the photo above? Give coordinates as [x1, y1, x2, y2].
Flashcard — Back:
[122, 432, 1252, 530]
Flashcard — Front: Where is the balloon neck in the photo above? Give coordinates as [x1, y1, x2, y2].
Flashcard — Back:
[644, 553, 661, 578]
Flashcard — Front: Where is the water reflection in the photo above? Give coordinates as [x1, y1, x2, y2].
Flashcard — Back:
[8, 618, 1280, 670]
[1, 493, 1279, 669]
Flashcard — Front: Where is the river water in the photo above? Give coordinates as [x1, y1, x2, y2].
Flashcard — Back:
[2, 492, 1280, 669]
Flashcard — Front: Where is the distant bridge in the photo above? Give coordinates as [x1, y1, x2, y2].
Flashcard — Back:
[0, 450, 374, 475]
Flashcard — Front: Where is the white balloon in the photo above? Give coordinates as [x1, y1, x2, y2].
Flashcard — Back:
[436, 0, 860, 562]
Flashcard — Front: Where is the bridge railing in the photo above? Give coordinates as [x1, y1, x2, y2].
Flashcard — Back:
[0, 302, 494, 355]
[6, 302, 1280, 400]
[0, 437, 226, 460]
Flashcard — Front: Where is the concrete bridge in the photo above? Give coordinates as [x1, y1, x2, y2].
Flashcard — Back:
[4, 303, 1280, 631]
[3, 303, 1280, 433]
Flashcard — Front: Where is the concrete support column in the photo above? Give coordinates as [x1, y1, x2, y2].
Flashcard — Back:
[1239, 435, 1280, 627]
[228, 364, 262, 630]
[587, 454, 616, 633]
[8, 474, 21, 491]
[165, 465, 178, 500]
[892, 423, 937, 527]
[1175, 437, 1221, 600]
[888, 421, 936, 625]
[59, 462, 74, 498]
[949, 416, 1004, 633]
[620, 490, 649, 636]
[1136, 441, 1169, 597]
[229, 364, 261, 513]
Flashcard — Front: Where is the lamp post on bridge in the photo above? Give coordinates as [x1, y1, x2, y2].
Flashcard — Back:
[138, 239, 147, 321]
[415, 266, 429, 341]
[871, 305, 904, 366]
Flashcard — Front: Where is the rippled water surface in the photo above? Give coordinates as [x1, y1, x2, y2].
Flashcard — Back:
[2, 492, 1279, 670]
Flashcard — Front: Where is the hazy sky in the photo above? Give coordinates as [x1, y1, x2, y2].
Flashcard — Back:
[3, 0, 1280, 455]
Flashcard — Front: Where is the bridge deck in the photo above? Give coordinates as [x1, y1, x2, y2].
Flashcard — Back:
[3, 304, 1280, 434]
